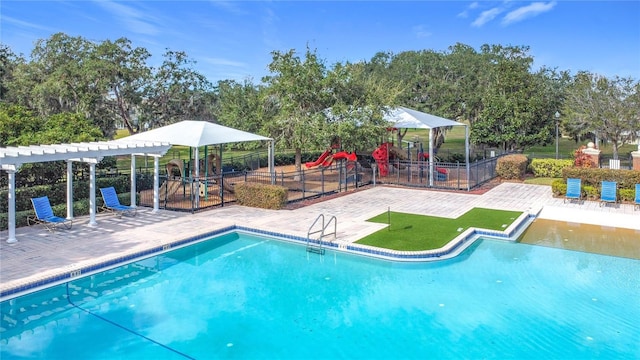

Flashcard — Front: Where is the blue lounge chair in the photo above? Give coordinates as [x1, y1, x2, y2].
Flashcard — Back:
[100, 187, 137, 217]
[600, 181, 617, 207]
[635, 184, 640, 211]
[564, 178, 582, 203]
[29, 196, 72, 231]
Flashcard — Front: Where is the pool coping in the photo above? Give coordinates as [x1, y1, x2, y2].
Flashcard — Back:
[0, 208, 540, 302]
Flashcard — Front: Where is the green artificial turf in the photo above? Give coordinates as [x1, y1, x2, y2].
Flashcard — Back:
[356, 208, 522, 251]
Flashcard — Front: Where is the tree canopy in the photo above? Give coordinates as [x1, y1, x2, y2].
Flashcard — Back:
[1, 33, 638, 164]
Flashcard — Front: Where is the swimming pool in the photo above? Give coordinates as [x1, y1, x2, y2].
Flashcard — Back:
[1, 231, 639, 359]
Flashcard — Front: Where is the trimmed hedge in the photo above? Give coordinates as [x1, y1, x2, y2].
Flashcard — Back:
[552, 168, 640, 202]
[234, 182, 288, 210]
[561, 168, 640, 189]
[529, 159, 574, 178]
[496, 154, 529, 180]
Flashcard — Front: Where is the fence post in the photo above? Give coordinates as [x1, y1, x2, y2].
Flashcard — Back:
[301, 168, 306, 200]
[457, 162, 460, 190]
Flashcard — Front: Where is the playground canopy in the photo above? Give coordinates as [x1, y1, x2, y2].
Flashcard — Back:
[126, 120, 272, 147]
[125, 120, 275, 207]
[383, 107, 470, 188]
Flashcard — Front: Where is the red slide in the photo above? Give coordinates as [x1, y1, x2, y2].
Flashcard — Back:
[305, 149, 332, 168]
[321, 151, 357, 167]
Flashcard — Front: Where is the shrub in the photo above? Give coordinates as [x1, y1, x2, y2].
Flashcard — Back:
[573, 146, 597, 168]
[562, 168, 640, 189]
[496, 154, 529, 180]
[529, 159, 573, 178]
[551, 179, 566, 196]
[234, 183, 288, 210]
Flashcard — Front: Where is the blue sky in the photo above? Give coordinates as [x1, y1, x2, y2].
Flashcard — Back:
[2, 1, 639, 83]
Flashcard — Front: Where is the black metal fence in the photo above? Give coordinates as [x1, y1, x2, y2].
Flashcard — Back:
[138, 155, 503, 212]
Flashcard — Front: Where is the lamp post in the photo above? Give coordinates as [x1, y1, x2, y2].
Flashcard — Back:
[554, 111, 560, 159]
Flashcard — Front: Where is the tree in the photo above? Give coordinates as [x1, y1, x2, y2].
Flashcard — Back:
[471, 45, 555, 151]
[214, 79, 265, 134]
[0, 103, 103, 186]
[563, 72, 639, 159]
[261, 48, 332, 170]
[0, 45, 24, 102]
[140, 50, 214, 129]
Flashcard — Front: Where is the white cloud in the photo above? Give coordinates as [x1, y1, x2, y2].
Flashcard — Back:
[95, 0, 160, 36]
[209, 0, 246, 15]
[0, 15, 55, 32]
[472, 7, 503, 27]
[203, 57, 247, 68]
[458, 2, 479, 18]
[413, 25, 432, 38]
[502, 1, 557, 25]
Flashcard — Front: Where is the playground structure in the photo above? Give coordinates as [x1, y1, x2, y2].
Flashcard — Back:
[142, 150, 245, 210]
[371, 141, 449, 181]
[305, 149, 358, 169]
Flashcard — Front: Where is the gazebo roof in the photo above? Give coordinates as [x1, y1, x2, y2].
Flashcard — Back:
[385, 107, 466, 129]
[124, 120, 272, 147]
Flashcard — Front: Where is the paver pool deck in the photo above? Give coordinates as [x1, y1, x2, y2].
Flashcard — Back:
[1, 183, 639, 298]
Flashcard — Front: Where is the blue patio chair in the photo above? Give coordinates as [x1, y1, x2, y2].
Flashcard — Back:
[29, 196, 72, 231]
[564, 178, 582, 204]
[634, 184, 640, 211]
[100, 187, 137, 217]
[600, 181, 617, 207]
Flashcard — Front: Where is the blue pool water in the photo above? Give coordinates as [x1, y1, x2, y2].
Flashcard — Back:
[1, 232, 639, 359]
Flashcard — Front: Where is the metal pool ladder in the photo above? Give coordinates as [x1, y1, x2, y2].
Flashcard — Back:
[307, 214, 337, 255]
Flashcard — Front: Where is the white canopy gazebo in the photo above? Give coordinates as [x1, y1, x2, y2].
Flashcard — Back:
[384, 107, 470, 188]
[125, 120, 274, 207]
[1, 139, 171, 243]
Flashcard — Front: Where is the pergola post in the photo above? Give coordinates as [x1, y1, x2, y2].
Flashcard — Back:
[6, 170, 17, 244]
[88, 163, 97, 227]
[130, 154, 137, 207]
[66, 161, 73, 219]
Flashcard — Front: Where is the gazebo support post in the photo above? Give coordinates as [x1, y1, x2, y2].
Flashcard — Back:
[153, 155, 160, 213]
[194, 146, 200, 210]
[465, 125, 470, 191]
[130, 155, 137, 207]
[428, 128, 434, 187]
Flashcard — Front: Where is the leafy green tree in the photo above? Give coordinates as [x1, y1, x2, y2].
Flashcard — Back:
[88, 38, 153, 135]
[262, 48, 332, 170]
[324, 61, 401, 151]
[0, 45, 24, 102]
[140, 50, 215, 129]
[471, 45, 556, 151]
[563, 72, 640, 159]
[215, 80, 264, 130]
[0, 103, 103, 186]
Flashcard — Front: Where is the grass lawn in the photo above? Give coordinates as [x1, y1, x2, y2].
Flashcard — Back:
[356, 208, 522, 251]
[523, 177, 558, 186]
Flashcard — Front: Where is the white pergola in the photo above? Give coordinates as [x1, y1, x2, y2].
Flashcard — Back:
[1, 139, 171, 244]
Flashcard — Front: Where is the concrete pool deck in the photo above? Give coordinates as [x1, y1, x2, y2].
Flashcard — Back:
[1, 182, 638, 298]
